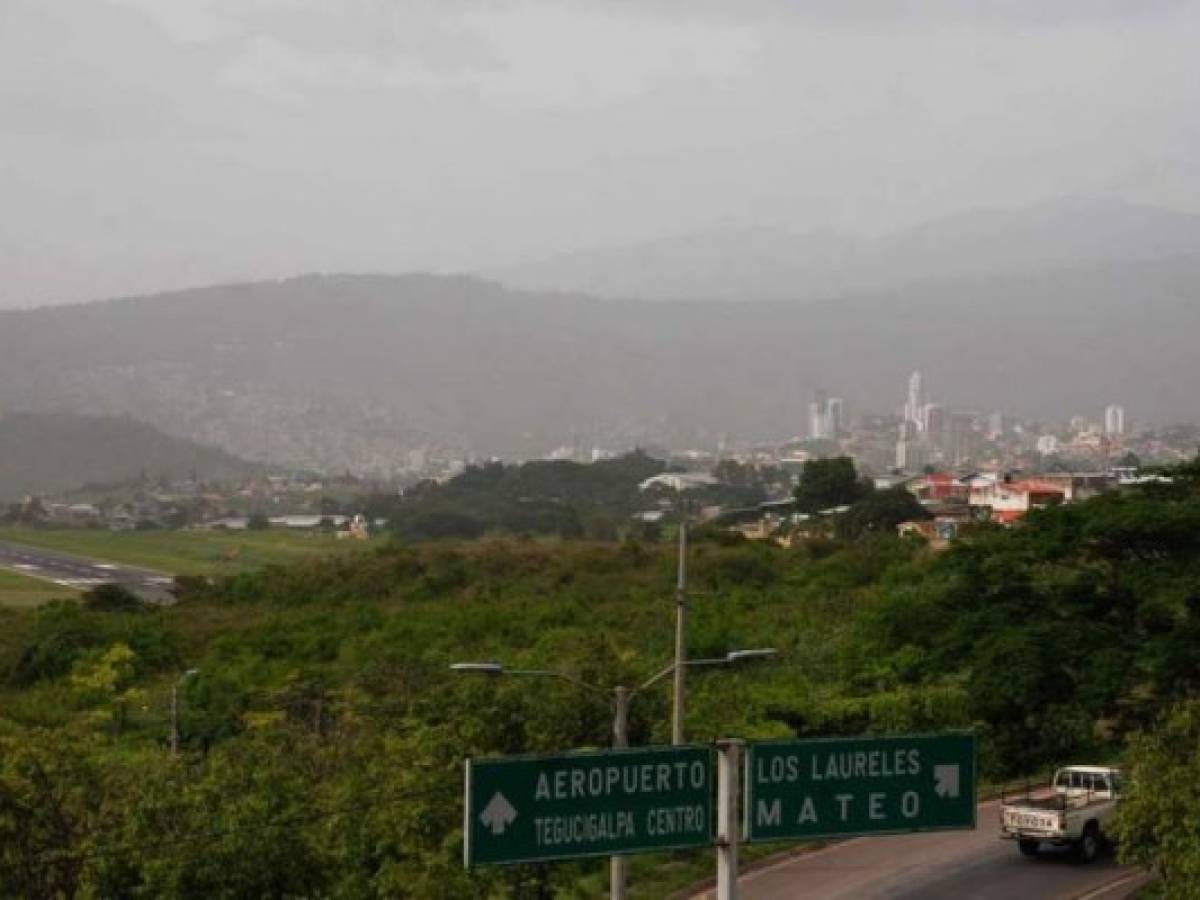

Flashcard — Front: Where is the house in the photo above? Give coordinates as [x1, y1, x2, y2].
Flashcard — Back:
[908, 473, 969, 503]
[638, 472, 719, 492]
[969, 479, 1066, 524]
[1032, 472, 1117, 501]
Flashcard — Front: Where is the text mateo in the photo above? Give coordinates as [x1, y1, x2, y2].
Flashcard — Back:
[756, 748, 922, 785]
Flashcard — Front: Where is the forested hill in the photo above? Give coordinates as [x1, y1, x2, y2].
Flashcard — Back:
[366, 452, 782, 541]
[2, 260, 1200, 469]
[7, 469, 1200, 894]
[0, 412, 255, 500]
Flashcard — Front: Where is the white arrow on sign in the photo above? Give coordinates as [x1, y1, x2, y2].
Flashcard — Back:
[933, 764, 960, 799]
[479, 792, 518, 836]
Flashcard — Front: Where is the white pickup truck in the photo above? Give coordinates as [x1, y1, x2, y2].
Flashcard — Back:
[999, 766, 1122, 862]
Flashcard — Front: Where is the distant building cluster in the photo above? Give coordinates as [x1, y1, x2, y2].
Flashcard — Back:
[645, 367, 1190, 549]
[893, 371, 977, 472]
[808, 390, 845, 441]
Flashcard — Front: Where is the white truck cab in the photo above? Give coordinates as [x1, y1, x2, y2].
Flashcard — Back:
[999, 766, 1122, 862]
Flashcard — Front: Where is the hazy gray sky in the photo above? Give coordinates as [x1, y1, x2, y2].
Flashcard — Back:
[2, 0, 1198, 306]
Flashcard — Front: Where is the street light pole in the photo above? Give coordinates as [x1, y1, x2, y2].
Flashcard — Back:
[610, 685, 631, 900]
[451, 649, 775, 900]
[170, 668, 199, 756]
[672, 510, 688, 745]
[169, 683, 180, 756]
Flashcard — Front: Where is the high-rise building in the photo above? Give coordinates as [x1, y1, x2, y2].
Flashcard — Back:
[904, 371, 925, 430]
[1104, 404, 1125, 436]
[825, 397, 845, 436]
[808, 390, 845, 440]
[923, 403, 945, 444]
[809, 396, 827, 440]
[987, 411, 1005, 440]
[896, 436, 930, 472]
[946, 412, 977, 467]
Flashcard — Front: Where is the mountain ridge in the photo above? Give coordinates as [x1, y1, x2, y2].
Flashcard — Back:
[0, 412, 256, 501]
[486, 197, 1200, 302]
[2, 256, 1198, 471]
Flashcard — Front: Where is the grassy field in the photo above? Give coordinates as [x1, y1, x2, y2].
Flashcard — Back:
[0, 526, 368, 578]
[0, 567, 80, 608]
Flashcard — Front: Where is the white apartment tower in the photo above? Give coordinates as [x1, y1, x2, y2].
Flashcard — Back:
[1104, 404, 1125, 436]
[826, 397, 845, 436]
[809, 395, 828, 440]
[809, 390, 844, 440]
[905, 371, 925, 431]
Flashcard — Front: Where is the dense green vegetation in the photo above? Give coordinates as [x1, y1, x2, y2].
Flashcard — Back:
[4, 465, 1200, 896]
[367, 451, 777, 542]
[1114, 698, 1200, 895]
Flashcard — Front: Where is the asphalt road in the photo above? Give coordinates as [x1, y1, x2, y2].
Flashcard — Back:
[696, 800, 1146, 900]
[0, 539, 177, 602]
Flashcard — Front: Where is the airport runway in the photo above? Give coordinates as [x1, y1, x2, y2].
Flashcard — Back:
[0, 538, 177, 602]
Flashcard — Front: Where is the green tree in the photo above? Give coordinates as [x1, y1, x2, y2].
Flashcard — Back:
[1115, 699, 1200, 896]
[835, 487, 930, 539]
[793, 457, 869, 515]
[84, 583, 146, 613]
[0, 729, 135, 899]
[68, 643, 148, 736]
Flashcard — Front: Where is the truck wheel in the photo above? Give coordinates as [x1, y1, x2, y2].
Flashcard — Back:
[1076, 823, 1101, 863]
[1018, 839, 1040, 857]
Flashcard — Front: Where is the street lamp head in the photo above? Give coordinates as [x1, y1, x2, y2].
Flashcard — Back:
[450, 662, 504, 675]
[725, 648, 777, 663]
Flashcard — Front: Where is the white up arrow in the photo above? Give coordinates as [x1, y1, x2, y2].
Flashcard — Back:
[479, 792, 518, 836]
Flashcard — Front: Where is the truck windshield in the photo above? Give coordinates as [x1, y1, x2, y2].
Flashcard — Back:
[1055, 771, 1116, 792]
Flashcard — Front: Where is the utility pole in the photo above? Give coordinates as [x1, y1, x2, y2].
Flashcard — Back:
[610, 686, 631, 900]
[451, 648, 774, 900]
[672, 510, 688, 745]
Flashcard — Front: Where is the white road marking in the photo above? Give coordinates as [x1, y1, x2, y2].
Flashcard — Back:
[1069, 870, 1152, 900]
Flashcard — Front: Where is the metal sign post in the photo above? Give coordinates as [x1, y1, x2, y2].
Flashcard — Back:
[715, 739, 743, 900]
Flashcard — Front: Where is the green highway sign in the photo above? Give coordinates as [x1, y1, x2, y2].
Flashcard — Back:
[464, 745, 713, 866]
[745, 732, 975, 843]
